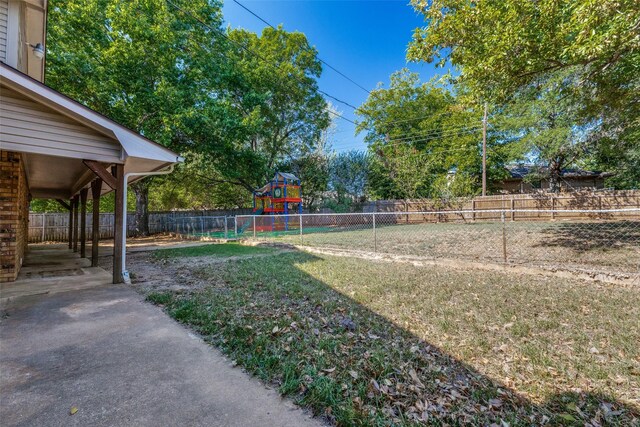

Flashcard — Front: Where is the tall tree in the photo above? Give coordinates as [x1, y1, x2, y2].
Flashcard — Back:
[356, 70, 508, 199]
[407, 0, 640, 112]
[328, 150, 370, 204]
[407, 0, 640, 189]
[47, 0, 228, 233]
[204, 26, 330, 188]
[493, 70, 595, 192]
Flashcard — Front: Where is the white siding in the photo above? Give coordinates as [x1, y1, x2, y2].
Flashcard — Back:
[0, 0, 8, 62]
[0, 87, 123, 162]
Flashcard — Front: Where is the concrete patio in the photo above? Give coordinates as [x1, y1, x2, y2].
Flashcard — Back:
[0, 244, 322, 426]
[0, 245, 112, 303]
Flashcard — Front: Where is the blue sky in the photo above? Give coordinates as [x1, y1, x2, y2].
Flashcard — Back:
[222, 0, 443, 152]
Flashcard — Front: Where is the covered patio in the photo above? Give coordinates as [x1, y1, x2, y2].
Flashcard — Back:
[0, 62, 182, 286]
[0, 243, 112, 303]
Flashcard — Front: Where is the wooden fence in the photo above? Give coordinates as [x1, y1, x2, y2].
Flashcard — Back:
[362, 190, 640, 222]
[27, 208, 252, 243]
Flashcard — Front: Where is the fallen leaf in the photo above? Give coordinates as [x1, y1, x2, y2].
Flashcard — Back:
[558, 413, 576, 422]
[70, 407, 78, 415]
[349, 370, 359, 379]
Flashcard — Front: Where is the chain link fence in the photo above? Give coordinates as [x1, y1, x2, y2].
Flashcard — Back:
[235, 209, 640, 277]
[172, 216, 235, 239]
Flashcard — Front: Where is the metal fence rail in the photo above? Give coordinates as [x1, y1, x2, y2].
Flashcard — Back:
[27, 209, 251, 243]
[172, 216, 235, 239]
[235, 209, 640, 276]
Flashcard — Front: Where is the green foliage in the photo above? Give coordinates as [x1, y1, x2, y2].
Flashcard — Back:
[201, 26, 330, 193]
[407, 0, 639, 189]
[408, 0, 640, 111]
[492, 70, 595, 192]
[278, 150, 330, 212]
[328, 150, 369, 202]
[356, 70, 509, 199]
[46, 2, 332, 213]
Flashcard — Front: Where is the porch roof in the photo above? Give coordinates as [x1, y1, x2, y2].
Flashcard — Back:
[0, 62, 183, 199]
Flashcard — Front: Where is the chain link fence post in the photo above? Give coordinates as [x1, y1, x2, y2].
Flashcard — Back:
[501, 210, 507, 263]
[373, 212, 377, 253]
[253, 216, 256, 239]
[224, 216, 228, 239]
[234, 216, 238, 239]
[299, 214, 303, 245]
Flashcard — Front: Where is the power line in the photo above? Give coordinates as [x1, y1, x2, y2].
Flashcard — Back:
[166, 0, 359, 124]
[231, 0, 371, 95]
[385, 125, 482, 143]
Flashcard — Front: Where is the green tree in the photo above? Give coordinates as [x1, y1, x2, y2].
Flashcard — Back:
[47, 0, 228, 233]
[493, 70, 595, 192]
[408, 0, 640, 111]
[327, 150, 370, 208]
[356, 70, 507, 199]
[216, 26, 330, 186]
[407, 0, 639, 189]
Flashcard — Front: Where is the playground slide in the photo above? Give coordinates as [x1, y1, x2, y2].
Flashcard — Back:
[238, 208, 263, 234]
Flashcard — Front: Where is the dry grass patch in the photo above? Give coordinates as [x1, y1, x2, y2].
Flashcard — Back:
[146, 248, 639, 426]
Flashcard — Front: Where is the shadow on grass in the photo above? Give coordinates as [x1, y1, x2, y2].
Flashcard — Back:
[146, 249, 638, 426]
[537, 221, 640, 252]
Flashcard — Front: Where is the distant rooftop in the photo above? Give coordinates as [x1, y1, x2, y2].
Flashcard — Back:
[505, 165, 613, 180]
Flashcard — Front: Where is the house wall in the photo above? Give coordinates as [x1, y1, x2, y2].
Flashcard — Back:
[0, 0, 8, 62]
[1, 0, 47, 82]
[0, 86, 122, 162]
[497, 177, 605, 194]
[0, 150, 29, 282]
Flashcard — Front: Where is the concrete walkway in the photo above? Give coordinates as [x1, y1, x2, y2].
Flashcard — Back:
[0, 285, 323, 426]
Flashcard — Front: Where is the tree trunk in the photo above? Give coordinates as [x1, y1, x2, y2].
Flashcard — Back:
[548, 162, 562, 193]
[132, 180, 150, 236]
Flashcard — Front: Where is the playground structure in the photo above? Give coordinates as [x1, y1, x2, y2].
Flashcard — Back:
[251, 172, 303, 232]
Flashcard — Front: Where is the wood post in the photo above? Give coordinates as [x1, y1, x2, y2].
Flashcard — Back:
[68, 198, 74, 249]
[72, 195, 79, 252]
[91, 178, 102, 267]
[112, 164, 125, 284]
[80, 188, 88, 258]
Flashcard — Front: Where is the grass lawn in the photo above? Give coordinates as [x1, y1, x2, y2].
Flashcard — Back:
[152, 242, 276, 260]
[260, 220, 640, 274]
[146, 247, 639, 426]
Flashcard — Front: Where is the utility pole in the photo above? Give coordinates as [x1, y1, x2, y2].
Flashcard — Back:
[482, 102, 488, 196]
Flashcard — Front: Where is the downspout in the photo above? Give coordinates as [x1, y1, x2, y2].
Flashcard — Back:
[120, 161, 181, 283]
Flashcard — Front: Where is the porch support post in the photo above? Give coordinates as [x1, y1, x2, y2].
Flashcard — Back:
[68, 198, 74, 249]
[91, 178, 102, 267]
[112, 164, 125, 284]
[79, 188, 88, 258]
[72, 195, 79, 252]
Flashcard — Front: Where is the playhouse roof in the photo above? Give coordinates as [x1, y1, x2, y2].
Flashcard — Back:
[255, 172, 300, 194]
[274, 172, 300, 181]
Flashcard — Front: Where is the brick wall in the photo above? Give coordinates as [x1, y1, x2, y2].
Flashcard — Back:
[1, 151, 29, 282]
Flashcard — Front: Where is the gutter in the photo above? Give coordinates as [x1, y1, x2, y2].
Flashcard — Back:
[121, 157, 183, 283]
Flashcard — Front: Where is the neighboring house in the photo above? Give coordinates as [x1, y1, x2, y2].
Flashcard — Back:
[496, 165, 613, 194]
[0, 0, 182, 283]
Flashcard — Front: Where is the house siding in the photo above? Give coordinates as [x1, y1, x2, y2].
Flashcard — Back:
[0, 87, 123, 163]
[0, 150, 29, 282]
[0, 0, 8, 62]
